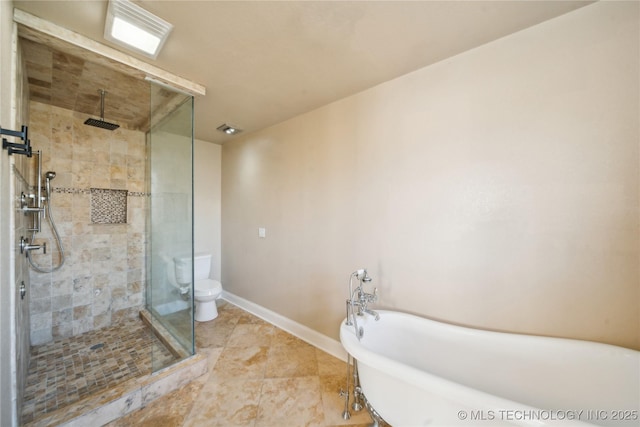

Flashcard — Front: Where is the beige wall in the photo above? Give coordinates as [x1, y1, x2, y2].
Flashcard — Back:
[222, 1, 640, 350]
[194, 139, 221, 280]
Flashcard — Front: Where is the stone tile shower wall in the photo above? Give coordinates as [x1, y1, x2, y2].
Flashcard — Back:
[27, 101, 147, 345]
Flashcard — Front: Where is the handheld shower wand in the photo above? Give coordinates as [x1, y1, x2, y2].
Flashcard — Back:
[27, 170, 66, 273]
[45, 171, 56, 205]
[45, 170, 56, 189]
[347, 271, 364, 339]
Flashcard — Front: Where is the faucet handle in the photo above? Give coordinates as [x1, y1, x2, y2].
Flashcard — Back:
[19, 236, 46, 255]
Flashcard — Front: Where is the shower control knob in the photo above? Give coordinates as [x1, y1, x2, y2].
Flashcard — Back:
[20, 236, 47, 255]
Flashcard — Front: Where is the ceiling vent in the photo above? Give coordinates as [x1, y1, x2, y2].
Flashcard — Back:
[216, 124, 242, 136]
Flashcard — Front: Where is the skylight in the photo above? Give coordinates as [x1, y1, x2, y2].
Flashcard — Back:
[104, 0, 173, 59]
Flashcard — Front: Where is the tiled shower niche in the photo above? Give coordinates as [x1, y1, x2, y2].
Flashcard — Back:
[90, 188, 128, 224]
[27, 101, 147, 345]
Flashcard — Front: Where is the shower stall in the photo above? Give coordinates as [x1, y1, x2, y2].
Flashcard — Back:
[15, 35, 198, 424]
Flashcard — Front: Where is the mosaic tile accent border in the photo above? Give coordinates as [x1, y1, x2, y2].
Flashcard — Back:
[90, 188, 128, 224]
[128, 191, 148, 197]
[51, 187, 149, 197]
[52, 187, 91, 195]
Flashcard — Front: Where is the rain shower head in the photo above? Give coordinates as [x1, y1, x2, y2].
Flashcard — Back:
[84, 89, 120, 131]
[84, 117, 119, 130]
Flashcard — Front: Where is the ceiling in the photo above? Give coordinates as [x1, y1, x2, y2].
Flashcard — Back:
[14, 0, 592, 144]
[21, 37, 152, 131]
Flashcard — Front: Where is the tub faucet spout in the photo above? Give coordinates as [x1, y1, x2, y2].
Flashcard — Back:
[364, 309, 380, 321]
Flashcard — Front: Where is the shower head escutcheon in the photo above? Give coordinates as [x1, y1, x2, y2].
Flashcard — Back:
[84, 89, 120, 131]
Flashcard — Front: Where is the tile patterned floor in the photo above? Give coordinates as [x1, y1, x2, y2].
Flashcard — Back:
[107, 300, 378, 427]
[21, 317, 177, 425]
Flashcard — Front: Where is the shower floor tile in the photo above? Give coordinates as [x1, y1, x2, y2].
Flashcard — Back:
[21, 317, 177, 425]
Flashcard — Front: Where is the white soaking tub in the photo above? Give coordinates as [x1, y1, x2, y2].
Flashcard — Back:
[340, 310, 639, 427]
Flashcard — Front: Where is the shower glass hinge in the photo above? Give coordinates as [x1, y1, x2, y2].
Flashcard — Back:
[1, 125, 32, 157]
[19, 281, 26, 300]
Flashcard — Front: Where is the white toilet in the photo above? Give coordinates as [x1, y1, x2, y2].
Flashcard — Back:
[174, 252, 223, 322]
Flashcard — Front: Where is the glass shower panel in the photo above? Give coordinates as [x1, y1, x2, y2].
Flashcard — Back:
[146, 83, 195, 367]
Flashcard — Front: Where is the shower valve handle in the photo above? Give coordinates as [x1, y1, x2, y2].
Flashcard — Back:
[20, 236, 46, 255]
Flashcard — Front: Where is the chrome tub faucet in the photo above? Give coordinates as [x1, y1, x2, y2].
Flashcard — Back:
[345, 268, 379, 340]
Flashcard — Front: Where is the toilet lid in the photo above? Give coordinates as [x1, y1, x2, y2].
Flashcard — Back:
[194, 279, 222, 297]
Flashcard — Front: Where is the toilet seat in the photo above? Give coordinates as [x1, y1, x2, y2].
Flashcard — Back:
[194, 279, 222, 298]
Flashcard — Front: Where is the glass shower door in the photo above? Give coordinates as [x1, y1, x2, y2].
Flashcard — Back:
[146, 82, 195, 368]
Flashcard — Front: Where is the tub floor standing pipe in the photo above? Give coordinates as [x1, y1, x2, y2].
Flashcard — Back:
[352, 359, 363, 412]
[341, 353, 351, 420]
[341, 298, 353, 419]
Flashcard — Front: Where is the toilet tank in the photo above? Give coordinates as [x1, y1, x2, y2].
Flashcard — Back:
[174, 252, 212, 284]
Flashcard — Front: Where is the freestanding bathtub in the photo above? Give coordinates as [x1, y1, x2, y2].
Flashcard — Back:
[340, 310, 639, 427]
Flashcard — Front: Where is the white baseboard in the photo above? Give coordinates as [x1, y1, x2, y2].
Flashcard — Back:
[221, 291, 347, 362]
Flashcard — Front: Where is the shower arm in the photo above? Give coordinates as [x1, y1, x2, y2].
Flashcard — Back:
[99, 89, 106, 121]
